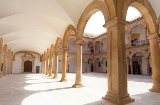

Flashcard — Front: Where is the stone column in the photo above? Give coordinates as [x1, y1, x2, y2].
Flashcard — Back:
[43, 60, 46, 74]
[45, 58, 49, 75]
[3, 45, 7, 76]
[146, 58, 150, 75]
[85, 62, 87, 73]
[0, 52, 2, 78]
[60, 48, 67, 82]
[72, 40, 84, 88]
[48, 55, 53, 77]
[148, 34, 160, 92]
[130, 59, 133, 74]
[6, 54, 9, 75]
[102, 18, 134, 104]
[53, 53, 58, 79]
[139, 58, 142, 74]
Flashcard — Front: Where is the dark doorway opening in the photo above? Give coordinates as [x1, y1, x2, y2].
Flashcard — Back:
[91, 64, 93, 72]
[24, 61, 32, 72]
[133, 61, 141, 74]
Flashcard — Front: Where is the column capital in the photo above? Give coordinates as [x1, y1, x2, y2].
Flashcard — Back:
[148, 33, 159, 40]
[63, 47, 68, 51]
[76, 40, 84, 45]
[103, 17, 127, 29]
[54, 52, 58, 56]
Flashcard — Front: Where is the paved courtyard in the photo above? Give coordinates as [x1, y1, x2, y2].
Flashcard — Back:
[0, 73, 160, 105]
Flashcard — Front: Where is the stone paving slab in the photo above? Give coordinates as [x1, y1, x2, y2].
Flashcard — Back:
[0, 73, 160, 105]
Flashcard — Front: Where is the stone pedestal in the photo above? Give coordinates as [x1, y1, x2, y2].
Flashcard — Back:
[53, 53, 58, 79]
[72, 40, 84, 88]
[148, 34, 160, 93]
[102, 18, 134, 104]
[60, 48, 67, 82]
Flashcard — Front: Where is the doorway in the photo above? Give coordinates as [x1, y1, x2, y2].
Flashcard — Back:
[24, 61, 32, 72]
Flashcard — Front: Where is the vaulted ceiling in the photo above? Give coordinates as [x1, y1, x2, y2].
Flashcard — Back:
[0, 0, 159, 54]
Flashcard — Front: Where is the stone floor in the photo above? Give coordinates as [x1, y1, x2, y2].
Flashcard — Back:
[0, 73, 160, 105]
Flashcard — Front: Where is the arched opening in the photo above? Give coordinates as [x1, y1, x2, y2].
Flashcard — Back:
[102, 57, 107, 73]
[68, 56, 76, 73]
[68, 38, 76, 53]
[58, 42, 62, 73]
[87, 42, 94, 54]
[132, 52, 144, 75]
[87, 58, 93, 72]
[101, 38, 107, 53]
[95, 58, 101, 73]
[24, 61, 32, 72]
[148, 53, 152, 75]
[95, 41, 101, 54]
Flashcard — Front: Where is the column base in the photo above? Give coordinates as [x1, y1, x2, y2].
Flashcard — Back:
[48, 75, 52, 77]
[149, 87, 160, 93]
[102, 91, 134, 105]
[53, 76, 58, 79]
[72, 83, 84, 88]
[59, 78, 67, 82]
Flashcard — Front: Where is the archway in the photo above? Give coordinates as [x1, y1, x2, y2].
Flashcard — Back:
[87, 58, 93, 72]
[68, 56, 76, 73]
[101, 38, 107, 53]
[102, 57, 107, 73]
[95, 41, 101, 54]
[87, 42, 94, 54]
[24, 61, 32, 72]
[132, 52, 144, 75]
[95, 58, 101, 73]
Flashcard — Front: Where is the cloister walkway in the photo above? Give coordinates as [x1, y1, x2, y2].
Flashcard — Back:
[0, 73, 160, 105]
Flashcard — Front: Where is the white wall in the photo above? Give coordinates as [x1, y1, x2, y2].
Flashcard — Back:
[142, 57, 148, 75]
[68, 56, 76, 73]
[102, 57, 107, 73]
[58, 55, 62, 73]
[12, 53, 41, 73]
[95, 59, 101, 73]
[102, 38, 107, 51]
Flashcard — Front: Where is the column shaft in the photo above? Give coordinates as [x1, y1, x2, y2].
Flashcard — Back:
[60, 49, 67, 82]
[45, 58, 49, 75]
[130, 59, 133, 74]
[72, 40, 84, 88]
[49, 56, 53, 76]
[3, 54, 6, 76]
[0, 53, 2, 78]
[149, 34, 160, 92]
[53, 54, 58, 79]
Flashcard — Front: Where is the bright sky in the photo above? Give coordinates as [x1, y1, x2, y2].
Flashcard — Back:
[84, 6, 141, 36]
